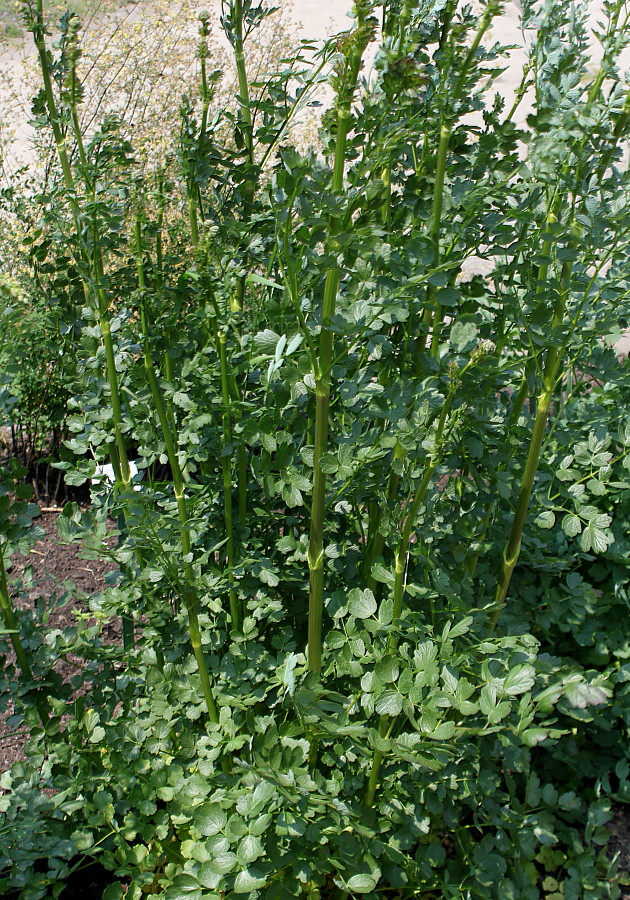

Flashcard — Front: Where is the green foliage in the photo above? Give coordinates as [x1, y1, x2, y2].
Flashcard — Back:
[0, 0, 629, 897]
[0, 275, 72, 470]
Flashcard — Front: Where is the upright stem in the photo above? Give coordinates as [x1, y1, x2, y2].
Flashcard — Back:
[116, 511, 134, 651]
[365, 377, 461, 806]
[381, 163, 392, 229]
[365, 442, 403, 596]
[507, 371, 530, 428]
[188, 196, 200, 248]
[490, 385, 552, 627]
[419, 2, 498, 363]
[0, 545, 34, 680]
[490, 240, 573, 627]
[68, 21, 134, 639]
[219, 330, 242, 630]
[32, 1, 76, 203]
[489, 19, 629, 619]
[451, 1, 498, 100]
[427, 122, 452, 357]
[466, 210, 555, 581]
[392, 383, 457, 620]
[232, 0, 255, 314]
[31, 1, 131, 492]
[135, 213, 222, 719]
[233, 0, 254, 172]
[438, 0, 456, 53]
[215, 2, 251, 525]
[154, 172, 177, 435]
[364, 135, 400, 593]
[186, 601, 220, 724]
[0, 543, 48, 725]
[307, 9, 373, 674]
[67, 25, 88, 175]
[199, 14, 212, 151]
[100, 311, 131, 489]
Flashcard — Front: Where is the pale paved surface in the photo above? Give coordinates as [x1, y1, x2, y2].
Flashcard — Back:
[0, 0, 627, 352]
[1, 1, 627, 168]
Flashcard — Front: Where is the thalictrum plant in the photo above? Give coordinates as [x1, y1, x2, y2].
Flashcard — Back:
[1, 0, 629, 897]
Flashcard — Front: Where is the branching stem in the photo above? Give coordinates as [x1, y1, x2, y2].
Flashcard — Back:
[135, 212, 222, 720]
[307, 6, 374, 674]
[365, 368, 466, 805]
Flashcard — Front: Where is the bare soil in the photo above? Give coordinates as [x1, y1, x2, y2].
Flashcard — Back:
[0, 509, 117, 774]
[610, 809, 630, 899]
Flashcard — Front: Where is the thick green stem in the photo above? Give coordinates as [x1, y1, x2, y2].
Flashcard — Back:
[420, 3, 498, 363]
[135, 215, 222, 717]
[0, 545, 34, 680]
[507, 371, 529, 428]
[32, 1, 76, 203]
[185, 19, 215, 248]
[92, 229, 131, 488]
[452, 2, 498, 99]
[466, 359, 533, 579]
[365, 442, 404, 595]
[490, 226, 572, 625]
[427, 123, 452, 357]
[488, 16, 627, 619]
[237, 446, 247, 526]
[67, 36, 89, 175]
[307, 95, 362, 670]
[213, 3, 251, 521]
[391, 386, 455, 619]
[233, 0, 254, 172]
[231, 0, 255, 314]
[466, 502, 493, 579]
[362, 148, 404, 588]
[115, 512, 134, 651]
[186, 600, 220, 725]
[199, 16, 212, 149]
[155, 172, 166, 291]
[381, 163, 392, 229]
[490, 385, 552, 628]
[364, 715, 389, 807]
[308, 384, 331, 674]
[392, 463, 437, 619]
[365, 379, 460, 804]
[154, 173, 177, 435]
[467, 207, 556, 581]
[0, 544, 48, 725]
[136, 216, 187, 523]
[504, 60, 534, 124]
[188, 197, 200, 248]
[32, 2, 131, 492]
[219, 331, 242, 631]
[438, 0, 456, 53]
[100, 316, 131, 489]
[307, 9, 373, 672]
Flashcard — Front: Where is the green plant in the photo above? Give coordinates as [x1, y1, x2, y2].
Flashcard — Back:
[1, 0, 630, 897]
[0, 275, 72, 488]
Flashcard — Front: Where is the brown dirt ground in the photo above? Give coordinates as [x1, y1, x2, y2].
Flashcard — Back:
[0, 509, 118, 774]
[609, 810, 630, 899]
